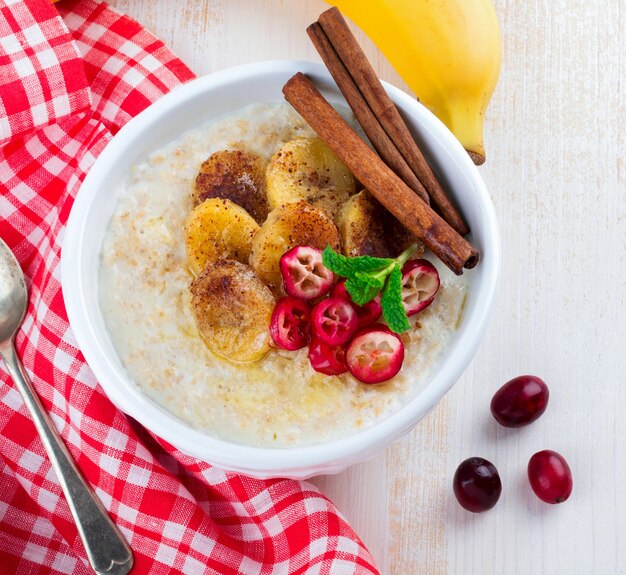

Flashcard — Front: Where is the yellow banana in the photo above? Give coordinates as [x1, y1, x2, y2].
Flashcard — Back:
[324, 0, 501, 164]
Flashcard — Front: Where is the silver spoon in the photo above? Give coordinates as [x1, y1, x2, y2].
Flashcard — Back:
[0, 238, 133, 575]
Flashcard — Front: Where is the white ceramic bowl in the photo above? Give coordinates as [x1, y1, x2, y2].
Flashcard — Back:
[62, 60, 499, 480]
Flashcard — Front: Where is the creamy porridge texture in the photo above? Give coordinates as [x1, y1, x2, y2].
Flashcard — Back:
[99, 102, 468, 448]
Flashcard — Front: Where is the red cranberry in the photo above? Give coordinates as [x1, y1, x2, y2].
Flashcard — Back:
[401, 259, 440, 316]
[453, 457, 502, 512]
[345, 325, 404, 384]
[491, 375, 549, 427]
[308, 337, 347, 376]
[311, 297, 358, 346]
[528, 450, 573, 504]
[279, 245, 334, 300]
[269, 297, 311, 351]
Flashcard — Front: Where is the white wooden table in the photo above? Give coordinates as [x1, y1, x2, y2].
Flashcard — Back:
[107, 1, 626, 572]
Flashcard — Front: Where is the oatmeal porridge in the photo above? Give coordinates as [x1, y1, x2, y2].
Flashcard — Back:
[99, 102, 468, 448]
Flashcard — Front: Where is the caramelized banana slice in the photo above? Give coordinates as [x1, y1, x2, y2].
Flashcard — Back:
[337, 190, 391, 257]
[189, 260, 275, 363]
[338, 190, 425, 258]
[193, 150, 269, 224]
[249, 201, 342, 294]
[184, 198, 259, 275]
[266, 137, 355, 220]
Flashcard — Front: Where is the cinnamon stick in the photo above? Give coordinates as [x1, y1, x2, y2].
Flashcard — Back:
[317, 7, 470, 236]
[307, 22, 430, 205]
[283, 72, 478, 274]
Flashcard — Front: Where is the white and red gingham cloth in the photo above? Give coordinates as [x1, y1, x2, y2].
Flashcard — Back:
[0, 1, 380, 573]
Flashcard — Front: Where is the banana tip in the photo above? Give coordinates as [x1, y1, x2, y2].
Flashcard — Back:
[466, 150, 485, 166]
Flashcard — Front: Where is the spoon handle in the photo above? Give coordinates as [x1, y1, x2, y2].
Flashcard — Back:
[0, 342, 133, 575]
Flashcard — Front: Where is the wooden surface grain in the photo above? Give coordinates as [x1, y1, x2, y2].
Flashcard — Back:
[105, 1, 626, 572]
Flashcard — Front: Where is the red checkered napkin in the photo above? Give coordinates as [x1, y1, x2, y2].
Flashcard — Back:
[0, 1, 380, 573]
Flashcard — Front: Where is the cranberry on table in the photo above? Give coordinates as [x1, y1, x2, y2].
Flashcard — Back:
[308, 337, 347, 376]
[279, 245, 334, 300]
[331, 279, 382, 327]
[527, 450, 573, 504]
[453, 457, 502, 512]
[269, 297, 311, 351]
[311, 296, 359, 346]
[490, 375, 549, 427]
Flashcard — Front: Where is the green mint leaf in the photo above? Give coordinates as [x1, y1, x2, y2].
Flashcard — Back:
[347, 255, 394, 273]
[322, 246, 392, 277]
[345, 276, 381, 305]
[322, 246, 354, 276]
[381, 264, 411, 333]
[354, 270, 386, 289]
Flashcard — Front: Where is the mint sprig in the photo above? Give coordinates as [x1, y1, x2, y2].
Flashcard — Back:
[321, 248, 393, 276]
[322, 244, 419, 333]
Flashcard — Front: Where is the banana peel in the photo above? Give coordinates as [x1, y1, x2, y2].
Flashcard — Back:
[324, 0, 502, 164]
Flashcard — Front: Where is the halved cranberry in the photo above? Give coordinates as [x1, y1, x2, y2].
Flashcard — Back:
[311, 297, 359, 346]
[401, 259, 440, 316]
[345, 326, 404, 384]
[491, 375, 549, 427]
[279, 245, 334, 300]
[308, 337, 348, 375]
[528, 450, 573, 504]
[269, 297, 311, 351]
[331, 279, 382, 327]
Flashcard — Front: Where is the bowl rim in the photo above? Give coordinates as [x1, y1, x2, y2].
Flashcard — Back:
[62, 59, 500, 476]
